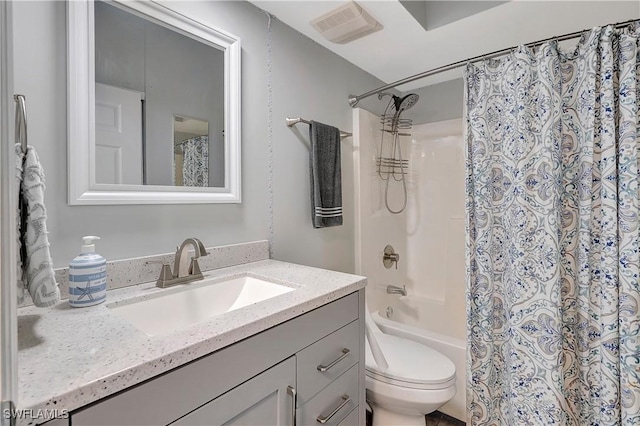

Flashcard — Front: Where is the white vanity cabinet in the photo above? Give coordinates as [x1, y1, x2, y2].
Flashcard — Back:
[66, 290, 365, 426]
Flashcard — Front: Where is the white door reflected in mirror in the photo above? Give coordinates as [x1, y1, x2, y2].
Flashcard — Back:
[95, 83, 143, 185]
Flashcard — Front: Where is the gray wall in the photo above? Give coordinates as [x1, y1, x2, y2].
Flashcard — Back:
[12, 1, 386, 272]
[403, 78, 464, 125]
[94, 1, 225, 186]
[144, 18, 225, 186]
[95, 2, 145, 92]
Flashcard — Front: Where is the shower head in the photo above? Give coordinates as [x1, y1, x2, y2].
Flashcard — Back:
[378, 93, 420, 112]
[393, 93, 419, 112]
[388, 93, 419, 131]
[377, 92, 419, 133]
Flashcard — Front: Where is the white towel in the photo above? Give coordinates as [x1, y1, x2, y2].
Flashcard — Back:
[16, 144, 60, 307]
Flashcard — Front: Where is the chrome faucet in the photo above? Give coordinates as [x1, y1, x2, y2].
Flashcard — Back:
[174, 238, 208, 277]
[156, 238, 209, 288]
[386, 284, 407, 296]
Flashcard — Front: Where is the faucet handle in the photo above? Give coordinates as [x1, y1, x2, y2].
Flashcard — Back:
[155, 263, 174, 287]
[189, 258, 203, 277]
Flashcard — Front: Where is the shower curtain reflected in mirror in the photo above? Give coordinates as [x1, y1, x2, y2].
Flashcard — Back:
[465, 24, 640, 426]
[173, 136, 209, 187]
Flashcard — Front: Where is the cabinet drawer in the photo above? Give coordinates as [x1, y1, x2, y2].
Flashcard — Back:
[337, 408, 358, 426]
[297, 364, 359, 426]
[297, 320, 360, 405]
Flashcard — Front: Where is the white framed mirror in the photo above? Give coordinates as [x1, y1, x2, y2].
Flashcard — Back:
[68, 0, 241, 204]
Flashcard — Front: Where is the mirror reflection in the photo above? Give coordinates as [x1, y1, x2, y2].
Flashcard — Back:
[94, 1, 225, 187]
[173, 116, 210, 187]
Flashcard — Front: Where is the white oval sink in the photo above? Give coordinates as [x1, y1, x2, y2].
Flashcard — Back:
[107, 274, 295, 336]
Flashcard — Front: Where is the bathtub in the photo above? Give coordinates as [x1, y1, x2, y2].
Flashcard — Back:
[371, 296, 467, 423]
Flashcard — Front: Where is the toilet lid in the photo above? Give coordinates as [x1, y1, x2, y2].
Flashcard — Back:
[365, 332, 456, 389]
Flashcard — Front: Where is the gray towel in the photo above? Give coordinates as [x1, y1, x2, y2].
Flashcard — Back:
[16, 144, 60, 307]
[309, 121, 342, 228]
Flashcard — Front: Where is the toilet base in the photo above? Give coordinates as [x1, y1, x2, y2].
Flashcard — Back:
[370, 404, 425, 426]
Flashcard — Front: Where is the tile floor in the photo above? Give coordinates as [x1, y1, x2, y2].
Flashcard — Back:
[425, 411, 466, 426]
[367, 407, 465, 425]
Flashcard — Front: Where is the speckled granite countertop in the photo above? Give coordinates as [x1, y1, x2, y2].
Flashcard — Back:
[17, 260, 366, 424]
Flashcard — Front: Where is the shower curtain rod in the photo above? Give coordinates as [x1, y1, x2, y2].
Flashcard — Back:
[348, 18, 639, 108]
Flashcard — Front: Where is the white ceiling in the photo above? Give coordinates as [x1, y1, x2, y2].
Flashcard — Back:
[251, 1, 640, 91]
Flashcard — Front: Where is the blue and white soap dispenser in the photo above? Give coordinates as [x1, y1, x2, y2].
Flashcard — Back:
[69, 236, 107, 307]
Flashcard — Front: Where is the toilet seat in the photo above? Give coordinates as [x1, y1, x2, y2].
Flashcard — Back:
[365, 332, 456, 390]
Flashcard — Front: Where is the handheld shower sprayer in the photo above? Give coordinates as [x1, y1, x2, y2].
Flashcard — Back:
[377, 93, 419, 214]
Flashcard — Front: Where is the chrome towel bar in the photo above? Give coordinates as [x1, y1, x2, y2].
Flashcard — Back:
[285, 117, 352, 139]
[14, 94, 28, 154]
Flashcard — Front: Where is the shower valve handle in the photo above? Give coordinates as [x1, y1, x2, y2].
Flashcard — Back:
[383, 245, 399, 269]
[386, 253, 399, 269]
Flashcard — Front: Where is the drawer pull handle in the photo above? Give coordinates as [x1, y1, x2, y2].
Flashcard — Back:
[287, 386, 297, 426]
[317, 348, 350, 372]
[316, 394, 350, 424]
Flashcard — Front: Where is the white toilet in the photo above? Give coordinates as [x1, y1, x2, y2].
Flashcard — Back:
[365, 312, 456, 426]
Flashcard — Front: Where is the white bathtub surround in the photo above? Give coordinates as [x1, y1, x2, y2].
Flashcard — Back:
[406, 119, 465, 309]
[386, 294, 465, 342]
[353, 108, 411, 311]
[353, 109, 465, 315]
[354, 108, 466, 421]
[17, 259, 365, 424]
[18, 240, 269, 308]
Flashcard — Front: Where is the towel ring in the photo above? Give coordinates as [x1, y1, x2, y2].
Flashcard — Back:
[14, 94, 28, 154]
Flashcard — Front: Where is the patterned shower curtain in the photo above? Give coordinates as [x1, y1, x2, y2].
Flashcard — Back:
[181, 135, 209, 187]
[465, 25, 640, 425]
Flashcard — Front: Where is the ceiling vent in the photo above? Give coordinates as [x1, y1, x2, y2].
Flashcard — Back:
[310, 1, 383, 44]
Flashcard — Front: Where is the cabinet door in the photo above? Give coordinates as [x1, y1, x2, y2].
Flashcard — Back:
[172, 356, 296, 426]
